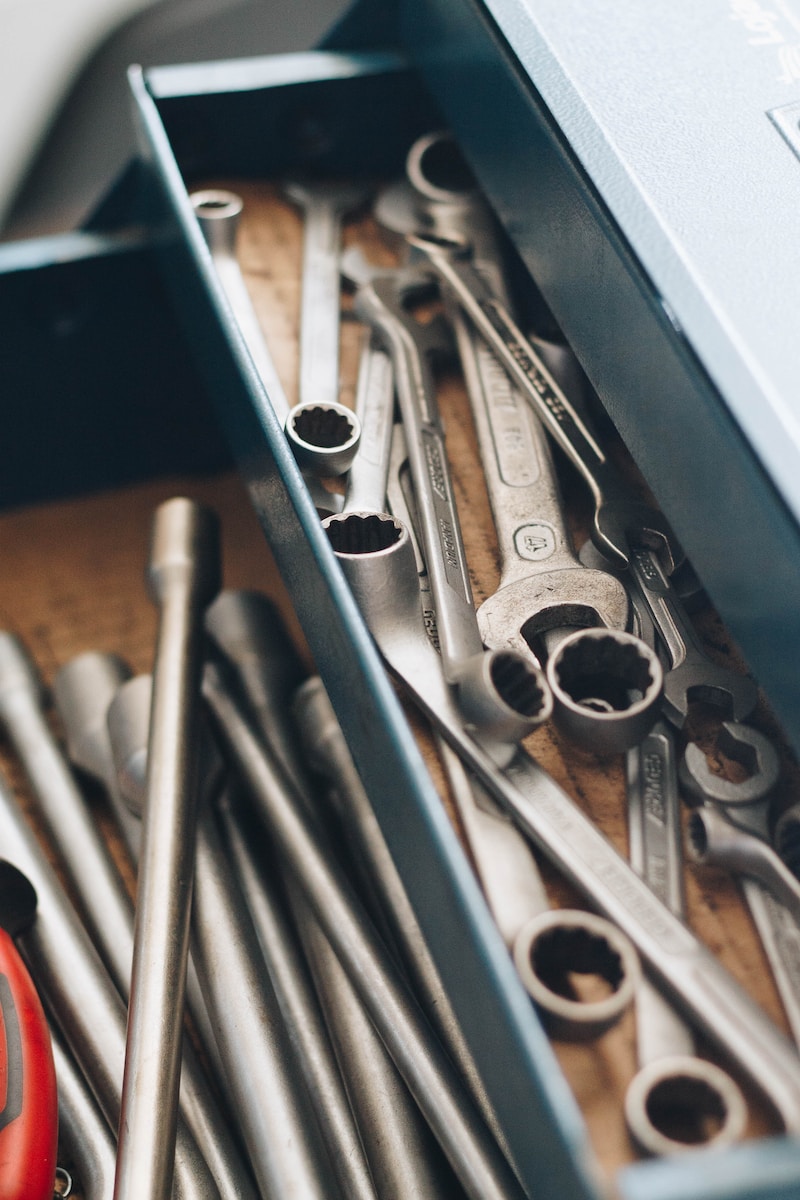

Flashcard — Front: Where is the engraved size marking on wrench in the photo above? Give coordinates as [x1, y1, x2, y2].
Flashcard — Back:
[514, 523, 556, 562]
[504, 762, 691, 955]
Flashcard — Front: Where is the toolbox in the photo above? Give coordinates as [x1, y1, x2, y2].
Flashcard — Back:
[3, 2, 800, 1198]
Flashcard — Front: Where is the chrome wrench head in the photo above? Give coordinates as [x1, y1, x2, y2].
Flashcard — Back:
[192, 188, 361, 479]
[323, 510, 552, 746]
[546, 627, 664, 755]
[679, 721, 780, 842]
[511, 907, 639, 1042]
[624, 1055, 747, 1157]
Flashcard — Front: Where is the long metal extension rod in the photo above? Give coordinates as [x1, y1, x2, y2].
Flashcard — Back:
[114, 498, 220, 1200]
[202, 659, 528, 1200]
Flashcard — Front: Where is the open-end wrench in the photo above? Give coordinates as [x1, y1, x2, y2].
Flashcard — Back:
[190, 189, 348, 502]
[323, 507, 800, 1133]
[346, 255, 551, 742]
[626, 545, 759, 728]
[283, 180, 369, 470]
[115, 498, 220, 1200]
[389, 130, 630, 665]
[680, 725, 800, 1046]
[407, 230, 682, 575]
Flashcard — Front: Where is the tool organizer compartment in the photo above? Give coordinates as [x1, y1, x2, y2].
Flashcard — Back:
[2, 33, 800, 1200]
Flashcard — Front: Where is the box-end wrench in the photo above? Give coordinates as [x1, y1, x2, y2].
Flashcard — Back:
[323, 508, 800, 1134]
[190, 189, 350, 500]
[115, 497, 220, 1200]
[383, 421, 639, 1039]
[408, 230, 682, 576]
[392, 130, 630, 667]
[283, 179, 370, 471]
[346, 256, 551, 743]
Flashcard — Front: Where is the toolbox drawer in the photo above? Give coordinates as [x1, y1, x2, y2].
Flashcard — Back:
[2, 25, 800, 1200]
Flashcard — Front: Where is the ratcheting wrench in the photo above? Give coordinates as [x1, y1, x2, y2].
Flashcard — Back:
[323, 506, 800, 1133]
[390, 130, 630, 664]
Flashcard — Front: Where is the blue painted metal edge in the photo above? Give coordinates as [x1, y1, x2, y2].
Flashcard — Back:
[400, 0, 800, 762]
[126, 52, 605, 1199]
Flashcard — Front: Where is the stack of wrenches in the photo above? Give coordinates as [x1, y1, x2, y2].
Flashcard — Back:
[7, 129, 800, 1200]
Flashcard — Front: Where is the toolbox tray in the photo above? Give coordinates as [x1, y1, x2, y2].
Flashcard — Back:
[2, 29, 800, 1200]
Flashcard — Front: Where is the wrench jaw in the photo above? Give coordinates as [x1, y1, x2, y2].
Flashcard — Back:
[546, 628, 665, 756]
[662, 665, 761, 731]
[512, 908, 639, 1042]
[679, 723, 780, 841]
[624, 1055, 748, 1158]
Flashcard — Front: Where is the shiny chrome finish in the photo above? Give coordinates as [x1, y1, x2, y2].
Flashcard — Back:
[408, 230, 681, 574]
[397, 130, 630, 664]
[190, 188, 342, 512]
[115, 498, 220, 1200]
[324, 508, 800, 1133]
[52, 1026, 117, 1200]
[546, 627, 664, 756]
[110, 674, 371, 1200]
[202, 660, 529, 1200]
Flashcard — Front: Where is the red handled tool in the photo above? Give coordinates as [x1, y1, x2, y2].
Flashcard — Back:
[0, 860, 58, 1200]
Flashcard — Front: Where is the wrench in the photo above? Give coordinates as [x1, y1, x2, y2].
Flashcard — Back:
[346, 255, 551, 742]
[392, 130, 630, 665]
[190, 189, 346, 506]
[323, 506, 800, 1133]
[385, 419, 638, 1038]
[407, 230, 682, 575]
[626, 545, 759, 728]
[680, 725, 800, 1046]
[283, 180, 369, 473]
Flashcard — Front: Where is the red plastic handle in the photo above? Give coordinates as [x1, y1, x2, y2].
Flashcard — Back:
[0, 928, 57, 1200]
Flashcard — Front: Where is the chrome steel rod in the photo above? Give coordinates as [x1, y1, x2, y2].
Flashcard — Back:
[115, 498, 220, 1200]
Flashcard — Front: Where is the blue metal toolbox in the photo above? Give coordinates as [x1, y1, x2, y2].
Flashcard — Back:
[3, 3, 800, 1197]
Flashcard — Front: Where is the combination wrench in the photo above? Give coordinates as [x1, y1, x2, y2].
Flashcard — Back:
[383, 419, 639, 1038]
[283, 179, 369, 471]
[408, 230, 682, 575]
[190, 189, 351, 500]
[322, 506, 800, 1132]
[390, 129, 630, 664]
[345, 252, 551, 742]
